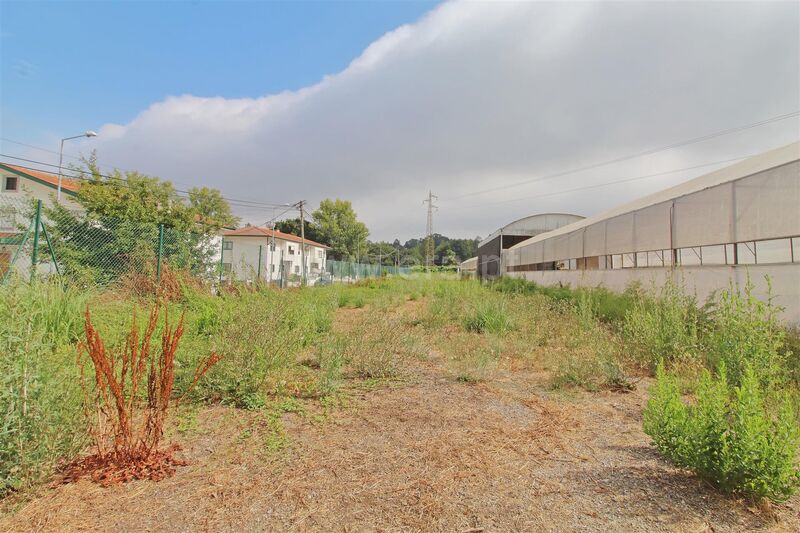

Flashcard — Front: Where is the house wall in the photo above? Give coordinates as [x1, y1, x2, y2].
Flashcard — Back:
[221, 236, 327, 283]
[0, 168, 83, 214]
[0, 169, 84, 280]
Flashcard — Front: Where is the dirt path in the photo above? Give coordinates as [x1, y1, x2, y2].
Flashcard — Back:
[2, 306, 799, 532]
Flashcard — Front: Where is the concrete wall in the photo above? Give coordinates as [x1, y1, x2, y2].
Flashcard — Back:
[507, 264, 800, 325]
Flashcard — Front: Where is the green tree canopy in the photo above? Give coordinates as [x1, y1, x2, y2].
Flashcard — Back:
[274, 217, 324, 244]
[187, 187, 239, 232]
[312, 199, 369, 260]
[42, 158, 236, 283]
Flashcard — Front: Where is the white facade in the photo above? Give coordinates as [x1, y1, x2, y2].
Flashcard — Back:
[0, 164, 84, 278]
[0, 164, 83, 214]
[221, 226, 329, 285]
[502, 142, 800, 324]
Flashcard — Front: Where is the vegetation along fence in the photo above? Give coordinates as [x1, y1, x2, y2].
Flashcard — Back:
[0, 196, 410, 288]
[1, 196, 220, 287]
[326, 259, 411, 283]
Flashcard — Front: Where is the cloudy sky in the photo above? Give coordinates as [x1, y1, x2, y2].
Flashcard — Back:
[2, 1, 798, 241]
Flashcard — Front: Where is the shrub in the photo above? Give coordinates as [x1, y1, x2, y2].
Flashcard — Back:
[64, 304, 220, 486]
[622, 280, 699, 371]
[644, 361, 800, 503]
[203, 289, 334, 405]
[704, 279, 788, 388]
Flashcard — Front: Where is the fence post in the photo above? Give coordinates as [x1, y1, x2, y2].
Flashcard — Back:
[257, 244, 262, 281]
[218, 238, 225, 284]
[40, 221, 61, 280]
[30, 200, 42, 282]
[156, 224, 165, 283]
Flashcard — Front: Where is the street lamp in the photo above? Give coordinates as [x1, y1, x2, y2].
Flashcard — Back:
[58, 130, 97, 201]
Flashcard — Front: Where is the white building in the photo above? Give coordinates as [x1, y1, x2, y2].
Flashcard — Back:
[501, 142, 800, 324]
[220, 226, 330, 285]
[0, 163, 84, 276]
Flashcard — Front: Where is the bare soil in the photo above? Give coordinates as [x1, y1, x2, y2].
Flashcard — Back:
[2, 305, 799, 532]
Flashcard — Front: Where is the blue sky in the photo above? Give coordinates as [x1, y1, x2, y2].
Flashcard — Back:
[1, 0, 437, 147]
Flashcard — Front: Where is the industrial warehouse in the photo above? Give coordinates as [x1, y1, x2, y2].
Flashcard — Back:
[461, 142, 800, 323]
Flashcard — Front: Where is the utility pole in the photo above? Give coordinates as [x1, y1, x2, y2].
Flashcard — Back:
[423, 191, 438, 270]
[298, 200, 307, 286]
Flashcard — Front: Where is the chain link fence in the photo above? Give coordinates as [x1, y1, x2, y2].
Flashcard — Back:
[326, 259, 410, 283]
[1, 195, 220, 287]
[1, 195, 410, 288]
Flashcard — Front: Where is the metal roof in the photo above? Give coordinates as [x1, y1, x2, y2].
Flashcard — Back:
[478, 213, 585, 248]
[508, 141, 800, 252]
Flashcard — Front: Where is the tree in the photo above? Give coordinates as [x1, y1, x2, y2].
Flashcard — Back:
[312, 199, 369, 260]
[43, 158, 235, 283]
[187, 187, 239, 232]
[274, 217, 324, 244]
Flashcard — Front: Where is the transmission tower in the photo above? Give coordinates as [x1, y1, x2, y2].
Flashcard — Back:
[423, 191, 438, 269]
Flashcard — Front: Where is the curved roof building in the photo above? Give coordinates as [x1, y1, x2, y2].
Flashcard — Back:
[477, 213, 584, 279]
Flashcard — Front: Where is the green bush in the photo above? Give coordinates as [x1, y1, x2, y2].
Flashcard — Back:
[202, 288, 336, 405]
[644, 361, 800, 503]
[704, 279, 788, 388]
[623, 280, 699, 371]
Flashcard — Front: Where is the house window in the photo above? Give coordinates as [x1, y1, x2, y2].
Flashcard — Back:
[3, 177, 18, 192]
[288, 246, 295, 255]
[270, 243, 276, 252]
[222, 241, 233, 250]
[270, 264, 275, 272]
[318, 249, 323, 258]
[222, 263, 232, 274]
[311, 262, 319, 270]
[294, 265, 300, 274]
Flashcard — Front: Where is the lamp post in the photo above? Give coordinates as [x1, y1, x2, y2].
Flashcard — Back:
[58, 130, 97, 201]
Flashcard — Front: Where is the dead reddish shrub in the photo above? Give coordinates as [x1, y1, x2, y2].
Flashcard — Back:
[118, 261, 199, 302]
[64, 304, 221, 486]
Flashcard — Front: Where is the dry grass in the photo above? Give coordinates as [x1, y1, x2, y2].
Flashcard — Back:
[2, 293, 798, 532]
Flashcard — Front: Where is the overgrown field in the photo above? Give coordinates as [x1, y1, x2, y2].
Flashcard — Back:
[2, 274, 799, 509]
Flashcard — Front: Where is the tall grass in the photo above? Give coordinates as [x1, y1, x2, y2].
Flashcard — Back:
[0, 281, 90, 495]
[622, 279, 700, 371]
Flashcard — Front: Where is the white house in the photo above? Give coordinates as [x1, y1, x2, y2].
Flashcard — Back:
[0, 163, 84, 276]
[221, 225, 330, 285]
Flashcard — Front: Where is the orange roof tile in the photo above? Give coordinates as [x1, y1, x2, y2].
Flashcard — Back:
[222, 226, 330, 248]
[0, 163, 81, 194]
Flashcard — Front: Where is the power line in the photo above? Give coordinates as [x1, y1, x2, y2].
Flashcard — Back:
[0, 136, 201, 190]
[445, 110, 800, 201]
[0, 155, 291, 209]
[460, 153, 756, 210]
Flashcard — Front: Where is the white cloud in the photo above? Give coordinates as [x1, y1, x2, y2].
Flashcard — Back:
[71, 0, 799, 240]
